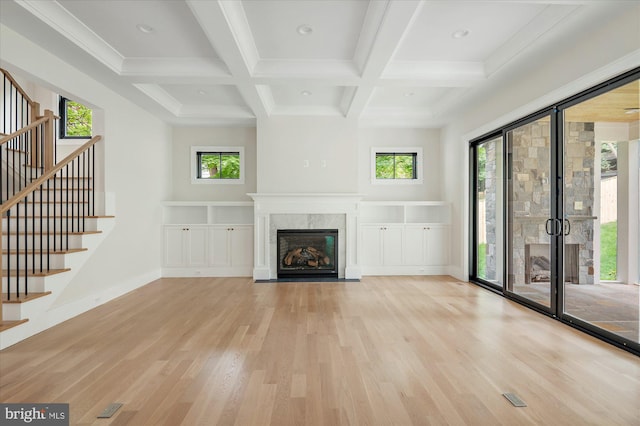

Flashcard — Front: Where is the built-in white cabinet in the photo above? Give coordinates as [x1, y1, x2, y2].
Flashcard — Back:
[359, 202, 450, 275]
[162, 202, 253, 277]
[209, 225, 253, 269]
[164, 226, 209, 268]
[360, 225, 404, 267]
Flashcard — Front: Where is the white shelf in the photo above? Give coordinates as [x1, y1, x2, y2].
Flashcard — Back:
[163, 201, 254, 225]
[359, 201, 450, 225]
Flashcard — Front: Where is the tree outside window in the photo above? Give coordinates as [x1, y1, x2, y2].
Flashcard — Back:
[60, 97, 92, 138]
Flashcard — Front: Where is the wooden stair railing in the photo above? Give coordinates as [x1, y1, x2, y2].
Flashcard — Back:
[0, 135, 102, 326]
[1, 68, 45, 173]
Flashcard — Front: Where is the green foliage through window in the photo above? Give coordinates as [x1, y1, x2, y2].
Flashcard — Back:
[198, 152, 240, 179]
[375, 153, 417, 179]
[60, 97, 92, 138]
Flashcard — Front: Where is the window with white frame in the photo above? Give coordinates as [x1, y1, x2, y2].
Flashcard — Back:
[191, 146, 245, 184]
[371, 147, 423, 184]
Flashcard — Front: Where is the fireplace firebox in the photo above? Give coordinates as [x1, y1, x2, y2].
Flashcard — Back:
[277, 229, 338, 279]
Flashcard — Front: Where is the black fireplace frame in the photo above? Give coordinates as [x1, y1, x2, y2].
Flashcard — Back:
[277, 229, 338, 279]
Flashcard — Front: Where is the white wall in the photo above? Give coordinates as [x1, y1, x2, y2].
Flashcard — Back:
[441, 2, 640, 281]
[358, 128, 441, 201]
[171, 127, 257, 201]
[256, 116, 359, 193]
[1, 24, 172, 308]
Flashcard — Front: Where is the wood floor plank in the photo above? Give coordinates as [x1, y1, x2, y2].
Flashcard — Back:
[1, 275, 639, 425]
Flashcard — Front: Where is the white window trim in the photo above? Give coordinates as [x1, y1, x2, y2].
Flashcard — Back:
[371, 147, 423, 185]
[191, 146, 245, 185]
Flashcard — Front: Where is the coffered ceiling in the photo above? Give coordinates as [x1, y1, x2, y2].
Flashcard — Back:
[0, 1, 634, 127]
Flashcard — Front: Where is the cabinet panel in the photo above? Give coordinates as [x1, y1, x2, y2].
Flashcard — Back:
[187, 227, 209, 267]
[360, 226, 383, 266]
[382, 226, 404, 266]
[230, 226, 253, 267]
[209, 227, 231, 267]
[164, 227, 187, 267]
[425, 226, 448, 266]
[403, 226, 426, 265]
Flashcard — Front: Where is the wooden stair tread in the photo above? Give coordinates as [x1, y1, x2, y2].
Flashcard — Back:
[0, 319, 28, 332]
[2, 291, 52, 303]
[2, 268, 71, 277]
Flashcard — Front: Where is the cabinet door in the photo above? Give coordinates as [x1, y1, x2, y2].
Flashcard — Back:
[404, 225, 426, 265]
[164, 226, 187, 267]
[229, 226, 253, 267]
[186, 226, 209, 267]
[209, 227, 231, 267]
[425, 226, 449, 266]
[382, 226, 404, 266]
[360, 226, 383, 266]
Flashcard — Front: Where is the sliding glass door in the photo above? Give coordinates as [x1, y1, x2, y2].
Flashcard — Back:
[560, 77, 639, 345]
[469, 68, 639, 353]
[472, 135, 504, 290]
[505, 114, 555, 311]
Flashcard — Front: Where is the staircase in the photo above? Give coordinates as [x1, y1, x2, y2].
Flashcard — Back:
[0, 68, 113, 349]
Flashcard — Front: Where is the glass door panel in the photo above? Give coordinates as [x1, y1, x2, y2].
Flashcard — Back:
[506, 116, 553, 309]
[562, 78, 640, 345]
[474, 136, 504, 288]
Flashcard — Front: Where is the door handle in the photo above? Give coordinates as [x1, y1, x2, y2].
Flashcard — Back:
[545, 218, 562, 236]
[564, 218, 571, 236]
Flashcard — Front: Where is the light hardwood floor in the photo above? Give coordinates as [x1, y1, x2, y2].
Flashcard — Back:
[1, 276, 639, 425]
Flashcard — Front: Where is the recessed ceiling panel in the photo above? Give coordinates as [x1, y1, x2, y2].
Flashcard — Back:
[367, 86, 452, 110]
[58, 0, 219, 58]
[161, 84, 246, 106]
[269, 84, 346, 108]
[242, 0, 368, 60]
[395, 2, 546, 61]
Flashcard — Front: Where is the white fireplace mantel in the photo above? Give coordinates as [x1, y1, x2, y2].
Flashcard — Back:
[247, 193, 364, 280]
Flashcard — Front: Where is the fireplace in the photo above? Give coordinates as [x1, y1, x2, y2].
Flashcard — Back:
[525, 243, 579, 284]
[277, 229, 338, 279]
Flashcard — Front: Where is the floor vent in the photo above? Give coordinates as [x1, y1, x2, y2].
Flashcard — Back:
[503, 393, 527, 407]
[97, 402, 123, 418]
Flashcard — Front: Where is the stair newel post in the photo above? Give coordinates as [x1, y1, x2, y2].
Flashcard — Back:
[43, 109, 55, 174]
[29, 101, 41, 171]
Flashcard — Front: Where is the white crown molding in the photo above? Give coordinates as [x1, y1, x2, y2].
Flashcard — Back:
[121, 57, 230, 78]
[253, 59, 360, 79]
[178, 104, 254, 119]
[14, 0, 124, 73]
[255, 85, 275, 116]
[133, 83, 181, 116]
[270, 105, 345, 117]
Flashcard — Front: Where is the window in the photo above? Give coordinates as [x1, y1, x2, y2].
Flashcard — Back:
[191, 146, 245, 184]
[59, 97, 92, 139]
[371, 147, 423, 184]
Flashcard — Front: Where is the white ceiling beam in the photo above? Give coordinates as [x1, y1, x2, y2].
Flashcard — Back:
[14, 0, 124, 73]
[121, 57, 230, 78]
[186, 0, 268, 118]
[346, 0, 423, 118]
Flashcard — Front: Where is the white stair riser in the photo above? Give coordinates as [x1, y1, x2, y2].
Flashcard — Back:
[2, 254, 67, 270]
[2, 234, 85, 250]
[26, 191, 94, 203]
[2, 218, 98, 233]
[3, 295, 51, 321]
[5, 203, 91, 216]
[2, 276, 46, 294]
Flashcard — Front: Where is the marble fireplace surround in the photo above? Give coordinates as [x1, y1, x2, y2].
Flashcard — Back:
[248, 193, 363, 280]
